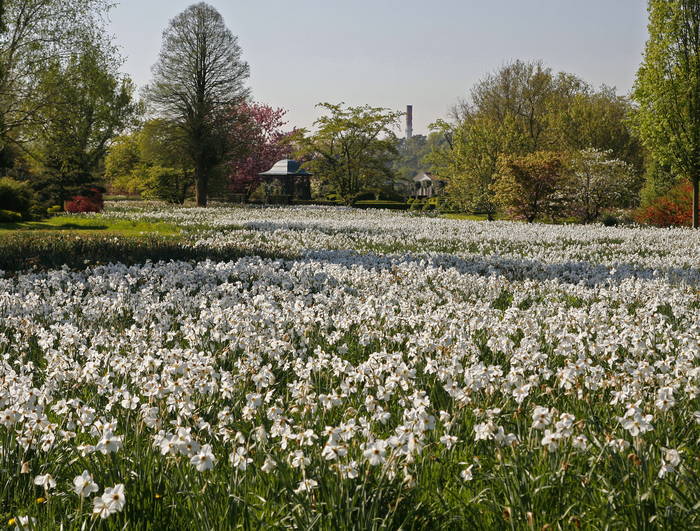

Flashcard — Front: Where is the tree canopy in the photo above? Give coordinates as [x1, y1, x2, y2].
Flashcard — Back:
[429, 60, 642, 216]
[0, 0, 112, 163]
[633, 0, 700, 226]
[147, 2, 250, 207]
[295, 103, 402, 202]
[29, 39, 137, 203]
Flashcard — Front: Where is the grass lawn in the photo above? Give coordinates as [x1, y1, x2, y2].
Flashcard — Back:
[0, 215, 181, 236]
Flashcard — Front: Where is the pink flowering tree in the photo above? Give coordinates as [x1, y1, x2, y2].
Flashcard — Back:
[228, 103, 295, 198]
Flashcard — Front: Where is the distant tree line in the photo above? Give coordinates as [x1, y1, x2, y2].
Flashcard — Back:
[0, 1, 295, 217]
[1, 0, 698, 228]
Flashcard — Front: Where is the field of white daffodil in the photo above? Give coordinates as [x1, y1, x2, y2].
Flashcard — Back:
[1, 203, 699, 529]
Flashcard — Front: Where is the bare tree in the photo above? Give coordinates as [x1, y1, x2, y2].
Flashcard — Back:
[148, 2, 249, 207]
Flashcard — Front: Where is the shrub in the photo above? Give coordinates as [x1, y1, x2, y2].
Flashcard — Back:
[0, 177, 38, 220]
[0, 209, 22, 223]
[352, 189, 380, 202]
[268, 194, 291, 205]
[325, 193, 343, 202]
[65, 188, 104, 214]
[634, 181, 692, 227]
[601, 214, 619, 227]
[46, 205, 63, 215]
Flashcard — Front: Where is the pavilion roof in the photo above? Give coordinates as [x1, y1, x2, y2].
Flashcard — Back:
[259, 159, 312, 177]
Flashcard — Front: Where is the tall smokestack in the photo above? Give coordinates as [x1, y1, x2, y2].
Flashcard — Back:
[406, 105, 413, 140]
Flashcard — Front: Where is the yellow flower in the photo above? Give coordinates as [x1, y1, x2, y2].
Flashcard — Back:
[8, 518, 16, 526]
[36, 497, 47, 504]
[154, 494, 162, 499]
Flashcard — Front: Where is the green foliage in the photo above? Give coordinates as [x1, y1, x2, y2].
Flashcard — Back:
[429, 61, 643, 216]
[410, 198, 425, 211]
[640, 158, 679, 206]
[46, 205, 62, 215]
[29, 36, 138, 204]
[0, 209, 21, 222]
[493, 151, 568, 222]
[0, 177, 37, 219]
[104, 134, 141, 193]
[601, 213, 620, 227]
[0, 0, 114, 169]
[104, 120, 195, 200]
[633, 0, 700, 225]
[140, 166, 191, 204]
[295, 103, 403, 202]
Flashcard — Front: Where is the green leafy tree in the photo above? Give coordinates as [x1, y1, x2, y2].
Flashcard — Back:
[430, 61, 642, 216]
[639, 158, 677, 206]
[0, 176, 37, 218]
[633, 0, 700, 227]
[140, 165, 191, 204]
[295, 103, 402, 202]
[493, 151, 568, 222]
[0, 0, 111, 169]
[29, 39, 137, 204]
[427, 116, 504, 217]
[104, 134, 141, 194]
[147, 2, 250, 207]
[138, 120, 194, 203]
[104, 120, 194, 203]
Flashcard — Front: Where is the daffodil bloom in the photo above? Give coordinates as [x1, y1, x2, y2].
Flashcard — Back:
[73, 470, 99, 498]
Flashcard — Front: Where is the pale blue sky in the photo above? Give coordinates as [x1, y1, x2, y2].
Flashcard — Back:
[108, 0, 649, 135]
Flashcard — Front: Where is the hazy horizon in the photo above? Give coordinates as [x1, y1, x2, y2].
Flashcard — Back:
[109, 0, 649, 135]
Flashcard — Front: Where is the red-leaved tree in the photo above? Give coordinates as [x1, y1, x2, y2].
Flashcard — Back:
[228, 103, 295, 198]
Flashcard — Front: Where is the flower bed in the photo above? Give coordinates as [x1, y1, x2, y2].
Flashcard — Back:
[0, 204, 699, 528]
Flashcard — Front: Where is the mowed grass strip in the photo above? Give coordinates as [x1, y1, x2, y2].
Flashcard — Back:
[0, 215, 181, 236]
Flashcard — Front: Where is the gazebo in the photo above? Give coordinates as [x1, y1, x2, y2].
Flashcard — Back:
[259, 159, 312, 203]
[413, 172, 447, 199]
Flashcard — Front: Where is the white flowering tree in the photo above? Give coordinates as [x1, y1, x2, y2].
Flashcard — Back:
[566, 148, 639, 223]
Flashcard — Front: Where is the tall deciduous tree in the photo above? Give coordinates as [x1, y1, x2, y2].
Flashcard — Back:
[29, 39, 137, 204]
[430, 60, 642, 215]
[633, 0, 700, 227]
[295, 103, 402, 202]
[147, 2, 249, 207]
[0, 0, 111, 166]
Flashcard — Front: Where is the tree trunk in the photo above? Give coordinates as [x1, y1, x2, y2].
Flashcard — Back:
[693, 175, 699, 229]
[195, 163, 208, 207]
